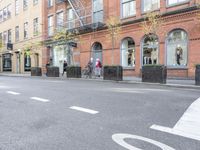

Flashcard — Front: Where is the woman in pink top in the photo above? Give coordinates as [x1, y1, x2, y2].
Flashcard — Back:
[95, 58, 102, 77]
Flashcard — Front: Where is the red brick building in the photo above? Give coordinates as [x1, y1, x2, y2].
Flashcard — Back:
[43, 0, 200, 78]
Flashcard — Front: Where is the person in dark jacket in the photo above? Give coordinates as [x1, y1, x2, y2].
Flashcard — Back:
[62, 60, 68, 76]
[87, 57, 93, 78]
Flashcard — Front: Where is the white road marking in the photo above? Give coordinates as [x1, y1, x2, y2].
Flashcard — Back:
[70, 106, 99, 114]
[112, 133, 175, 150]
[151, 97, 200, 141]
[0, 86, 10, 89]
[109, 88, 170, 94]
[110, 88, 145, 94]
[7, 91, 20, 95]
[42, 81, 64, 83]
[30, 97, 49, 102]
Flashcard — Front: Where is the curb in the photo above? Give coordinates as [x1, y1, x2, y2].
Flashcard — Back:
[0, 74, 199, 90]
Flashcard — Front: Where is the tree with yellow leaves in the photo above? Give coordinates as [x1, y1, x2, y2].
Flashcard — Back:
[106, 16, 122, 65]
[22, 40, 43, 68]
[141, 11, 162, 40]
[53, 28, 80, 65]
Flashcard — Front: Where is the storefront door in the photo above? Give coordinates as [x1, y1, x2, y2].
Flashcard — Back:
[92, 42, 103, 66]
[3, 54, 12, 71]
[16, 53, 20, 73]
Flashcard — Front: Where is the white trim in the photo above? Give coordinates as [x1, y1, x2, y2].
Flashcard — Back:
[70, 106, 99, 114]
[30, 97, 50, 102]
[7, 91, 20, 95]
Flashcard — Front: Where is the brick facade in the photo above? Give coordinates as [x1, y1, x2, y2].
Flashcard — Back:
[42, 0, 200, 77]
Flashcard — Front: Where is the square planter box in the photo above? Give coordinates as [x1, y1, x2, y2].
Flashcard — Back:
[31, 67, 42, 76]
[142, 65, 167, 84]
[103, 65, 123, 81]
[195, 65, 200, 86]
[66, 66, 81, 78]
[47, 66, 59, 77]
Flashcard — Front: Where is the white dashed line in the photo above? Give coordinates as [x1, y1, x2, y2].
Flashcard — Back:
[70, 106, 99, 114]
[30, 97, 50, 102]
[7, 91, 20, 95]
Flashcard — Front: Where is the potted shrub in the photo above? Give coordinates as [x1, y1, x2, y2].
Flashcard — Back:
[142, 65, 167, 84]
[66, 66, 81, 78]
[46, 66, 59, 77]
[195, 64, 200, 86]
[103, 65, 123, 81]
[31, 67, 42, 76]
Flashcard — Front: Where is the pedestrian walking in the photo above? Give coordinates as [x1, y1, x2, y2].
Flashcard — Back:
[87, 57, 93, 78]
[95, 58, 102, 77]
[62, 60, 68, 76]
[46, 61, 50, 76]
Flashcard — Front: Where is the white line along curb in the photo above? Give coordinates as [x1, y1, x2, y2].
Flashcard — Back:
[30, 97, 50, 102]
[7, 91, 20, 95]
[151, 97, 200, 141]
[70, 106, 99, 114]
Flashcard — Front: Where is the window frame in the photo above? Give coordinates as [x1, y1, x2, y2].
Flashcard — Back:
[141, 34, 159, 67]
[48, 15, 54, 36]
[48, 0, 53, 8]
[67, 8, 75, 29]
[33, 0, 38, 5]
[7, 29, 12, 43]
[120, 37, 136, 68]
[24, 22, 28, 39]
[15, 26, 19, 42]
[165, 29, 188, 68]
[33, 18, 39, 36]
[142, 0, 160, 13]
[23, 0, 28, 10]
[166, 0, 190, 7]
[121, 0, 136, 19]
[92, 0, 104, 23]
[56, 11, 64, 31]
[15, 0, 19, 15]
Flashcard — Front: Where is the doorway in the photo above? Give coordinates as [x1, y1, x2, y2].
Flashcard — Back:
[92, 42, 103, 66]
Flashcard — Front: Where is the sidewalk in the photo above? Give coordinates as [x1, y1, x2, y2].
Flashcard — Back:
[0, 72, 199, 89]
[122, 76, 199, 89]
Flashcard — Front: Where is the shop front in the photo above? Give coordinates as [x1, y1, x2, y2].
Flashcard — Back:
[2, 53, 12, 72]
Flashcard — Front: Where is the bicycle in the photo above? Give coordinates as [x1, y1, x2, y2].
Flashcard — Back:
[81, 67, 91, 78]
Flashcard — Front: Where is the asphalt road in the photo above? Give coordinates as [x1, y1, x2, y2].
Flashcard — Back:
[0, 76, 199, 150]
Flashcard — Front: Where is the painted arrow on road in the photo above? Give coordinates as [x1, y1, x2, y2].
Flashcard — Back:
[151, 97, 200, 141]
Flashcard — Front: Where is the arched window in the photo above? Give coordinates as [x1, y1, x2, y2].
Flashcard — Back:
[92, 42, 103, 65]
[121, 37, 135, 67]
[142, 34, 159, 65]
[166, 29, 188, 67]
[24, 50, 31, 71]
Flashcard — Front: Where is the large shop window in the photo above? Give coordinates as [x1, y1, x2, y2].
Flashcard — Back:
[3, 53, 12, 71]
[24, 51, 31, 71]
[142, 34, 159, 65]
[166, 29, 188, 67]
[121, 37, 135, 67]
[122, 0, 136, 18]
